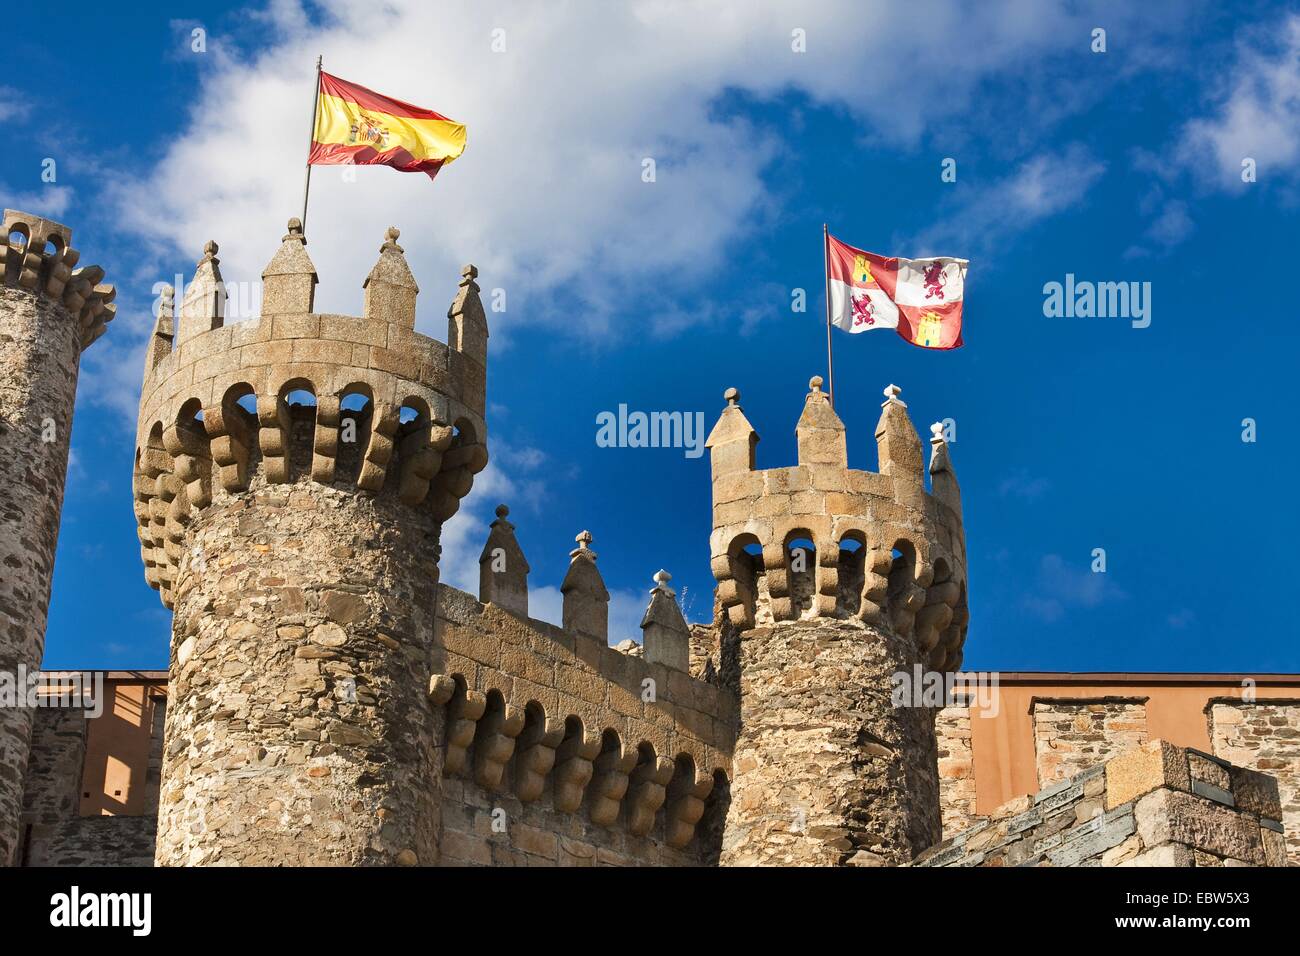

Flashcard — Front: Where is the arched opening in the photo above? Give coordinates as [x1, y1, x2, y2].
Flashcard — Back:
[786, 531, 816, 618]
[836, 531, 867, 616]
[725, 533, 763, 628]
[336, 384, 374, 481]
[887, 539, 918, 620]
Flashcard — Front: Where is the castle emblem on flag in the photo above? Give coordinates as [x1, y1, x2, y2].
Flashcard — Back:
[854, 254, 875, 285]
[916, 312, 944, 347]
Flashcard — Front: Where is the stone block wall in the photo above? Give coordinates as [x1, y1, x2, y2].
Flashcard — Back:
[1208, 698, 1300, 865]
[27, 816, 157, 867]
[915, 740, 1288, 867]
[1032, 697, 1148, 788]
[18, 706, 86, 864]
[937, 699, 979, 838]
[432, 586, 733, 866]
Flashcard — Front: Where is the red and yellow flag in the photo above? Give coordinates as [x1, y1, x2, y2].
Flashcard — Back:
[308, 72, 466, 180]
[826, 233, 967, 349]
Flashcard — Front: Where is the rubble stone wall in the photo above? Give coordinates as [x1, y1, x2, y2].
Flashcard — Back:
[915, 740, 1288, 868]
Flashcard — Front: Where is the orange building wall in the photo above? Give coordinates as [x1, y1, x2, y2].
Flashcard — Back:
[78, 674, 167, 817]
[965, 675, 1300, 815]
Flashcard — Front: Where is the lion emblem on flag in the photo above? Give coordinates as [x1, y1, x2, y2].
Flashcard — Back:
[922, 262, 947, 301]
[851, 289, 876, 327]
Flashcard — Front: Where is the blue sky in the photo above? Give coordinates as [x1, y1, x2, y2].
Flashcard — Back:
[5, 1, 1298, 672]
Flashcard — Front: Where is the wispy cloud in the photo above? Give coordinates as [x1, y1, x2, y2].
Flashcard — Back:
[1020, 553, 1127, 624]
[908, 145, 1106, 257]
[1173, 15, 1300, 193]
[998, 468, 1050, 502]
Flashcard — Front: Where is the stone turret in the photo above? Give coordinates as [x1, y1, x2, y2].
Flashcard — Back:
[708, 377, 968, 866]
[134, 220, 488, 866]
[0, 209, 114, 865]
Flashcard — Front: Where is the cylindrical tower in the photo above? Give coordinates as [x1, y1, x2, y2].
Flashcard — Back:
[0, 209, 114, 865]
[706, 378, 968, 866]
[135, 221, 487, 865]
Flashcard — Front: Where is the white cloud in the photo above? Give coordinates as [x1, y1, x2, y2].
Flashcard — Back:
[0, 86, 30, 124]
[101, 1, 1106, 347]
[0, 185, 72, 219]
[1175, 16, 1300, 191]
[907, 145, 1106, 257]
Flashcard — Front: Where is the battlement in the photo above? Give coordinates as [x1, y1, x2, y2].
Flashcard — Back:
[706, 377, 967, 672]
[134, 220, 488, 608]
[2, 209, 115, 348]
[435, 514, 733, 856]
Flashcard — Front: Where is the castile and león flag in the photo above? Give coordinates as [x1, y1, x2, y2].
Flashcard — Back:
[819, 226, 967, 404]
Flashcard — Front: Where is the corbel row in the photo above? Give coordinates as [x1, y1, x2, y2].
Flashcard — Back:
[429, 674, 720, 849]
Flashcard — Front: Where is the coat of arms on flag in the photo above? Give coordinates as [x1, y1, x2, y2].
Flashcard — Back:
[826, 233, 967, 349]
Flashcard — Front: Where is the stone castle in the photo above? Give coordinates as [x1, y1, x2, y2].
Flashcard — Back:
[1, 208, 1294, 867]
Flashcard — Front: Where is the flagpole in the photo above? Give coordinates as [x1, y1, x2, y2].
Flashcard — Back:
[823, 222, 834, 408]
[300, 55, 323, 232]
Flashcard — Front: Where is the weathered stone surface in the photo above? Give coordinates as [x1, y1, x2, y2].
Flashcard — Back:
[1105, 739, 1191, 810]
[1032, 698, 1148, 788]
[0, 209, 113, 864]
[1208, 699, 1300, 864]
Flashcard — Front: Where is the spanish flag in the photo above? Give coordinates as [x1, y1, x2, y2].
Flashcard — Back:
[308, 72, 466, 180]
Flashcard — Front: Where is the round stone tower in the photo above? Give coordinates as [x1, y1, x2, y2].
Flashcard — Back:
[706, 377, 968, 866]
[0, 209, 114, 865]
[135, 221, 487, 865]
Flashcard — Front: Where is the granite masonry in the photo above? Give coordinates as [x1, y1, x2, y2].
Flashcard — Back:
[0, 210, 114, 865]
[0, 209, 1293, 868]
[915, 739, 1289, 867]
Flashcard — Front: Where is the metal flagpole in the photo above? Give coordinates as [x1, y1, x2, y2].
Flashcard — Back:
[823, 222, 834, 408]
[300, 55, 323, 232]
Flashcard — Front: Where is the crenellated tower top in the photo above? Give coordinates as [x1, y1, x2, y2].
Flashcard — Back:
[706, 376, 967, 672]
[133, 219, 489, 607]
[2, 208, 116, 348]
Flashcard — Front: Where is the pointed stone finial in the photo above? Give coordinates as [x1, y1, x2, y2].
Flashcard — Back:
[641, 569, 689, 670]
[178, 239, 225, 342]
[571, 529, 595, 559]
[561, 529, 609, 641]
[798, 372, 846, 466]
[706, 387, 759, 480]
[479, 502, 530, 616]
[448, 262, 488, 379]
[929, 421, 961, 511]
[263, 217, 318, 314]
[147, 285, 176, 369]
[364, 224, 418, 326]
[875, 382, 923, 480]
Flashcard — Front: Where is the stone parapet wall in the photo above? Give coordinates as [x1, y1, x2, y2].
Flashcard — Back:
[937, 700, 979, 838]
[1208, 698, 1300, 864]
[432, 586, 731, 862]
[915, 740, 1288, 867]
[26, 815, 157, 867]
[1032, 697, 1149, 788]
